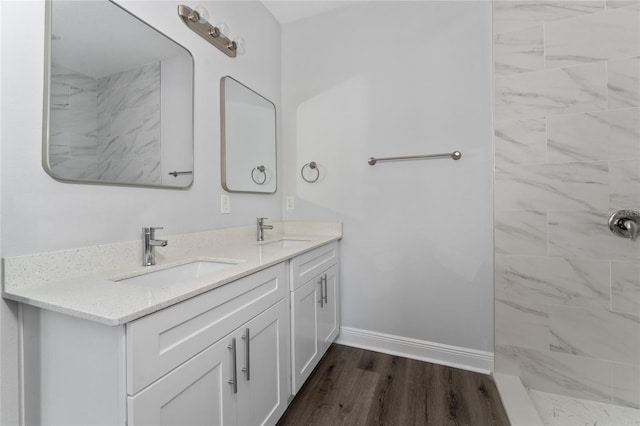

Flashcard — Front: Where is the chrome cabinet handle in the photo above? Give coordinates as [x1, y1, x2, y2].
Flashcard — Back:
[228, 338, 237, 394]
[322, 274, 328, 304]
[241, 328, 250, 381]
[318, 277, 324, 308]
[609, 210, 640, 241]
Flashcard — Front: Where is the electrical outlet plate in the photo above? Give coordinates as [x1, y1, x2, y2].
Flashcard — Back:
[286, 196, 295, 210]
[221, 194, 231, 214]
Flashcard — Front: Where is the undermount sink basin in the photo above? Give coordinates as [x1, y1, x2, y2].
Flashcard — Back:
[260, 238, 310, 248]
[113, 260, 239, 288]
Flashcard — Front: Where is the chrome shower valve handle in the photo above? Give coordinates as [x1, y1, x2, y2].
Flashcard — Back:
[608, 210, 640, 241]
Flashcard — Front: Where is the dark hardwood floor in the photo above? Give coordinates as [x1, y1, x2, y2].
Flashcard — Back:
[277, 344, 510, 426]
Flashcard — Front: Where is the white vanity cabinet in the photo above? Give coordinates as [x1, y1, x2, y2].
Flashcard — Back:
[18, 238, 342, 425]
[22, 263, 289, 426]
[289, 242, 340, 394]
[128, 299, 289, 426]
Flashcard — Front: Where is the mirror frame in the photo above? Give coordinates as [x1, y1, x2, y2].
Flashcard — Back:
[42, 0, 195, 189]
[220, 76, 277, 194]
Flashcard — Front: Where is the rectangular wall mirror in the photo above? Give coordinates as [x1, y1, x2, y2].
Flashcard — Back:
[43, 0, 194, 188]
[221, 76, 277, 193]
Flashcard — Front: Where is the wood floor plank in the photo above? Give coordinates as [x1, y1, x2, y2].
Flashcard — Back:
[330, 367, 380, 425]
[280, 345, 354, 425]
[278, 344, 510, 426]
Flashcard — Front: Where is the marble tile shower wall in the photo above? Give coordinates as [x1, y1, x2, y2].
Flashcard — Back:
[493, 0, 640, 409]
[97, 62, 161, 185]
[49, 64, 99, 180]
[48, 62, 161, 184]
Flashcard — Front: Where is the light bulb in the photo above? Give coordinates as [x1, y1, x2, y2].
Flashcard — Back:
[216, 22, 229, 37]
[233, 37, 246, 55]
[194, 6, 209, 23]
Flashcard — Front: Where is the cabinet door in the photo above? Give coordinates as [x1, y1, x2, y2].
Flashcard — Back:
[290, 277, 321, 394]
[237, 300, 289, 426]
[128, 334, 238, 426]
[318, 264, 339, 353]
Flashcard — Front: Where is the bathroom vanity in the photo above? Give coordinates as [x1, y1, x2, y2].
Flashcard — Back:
[3, 222, 341, 426]
[14, 2, 339, 423]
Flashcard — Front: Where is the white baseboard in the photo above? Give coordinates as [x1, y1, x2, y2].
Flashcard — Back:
[335, 326, 493, 374]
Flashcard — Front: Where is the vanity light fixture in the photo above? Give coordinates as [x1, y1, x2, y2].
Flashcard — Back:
[178, 4, 245, 58]
[215, 22, 229, 36]
[192, 5, 209, 23]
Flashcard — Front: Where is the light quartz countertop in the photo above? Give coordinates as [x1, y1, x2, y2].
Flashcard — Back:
[1, 222, 341, 326]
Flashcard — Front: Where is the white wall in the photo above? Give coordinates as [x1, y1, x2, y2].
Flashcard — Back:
[1, 0, 282, 258]
[0, 1, 21, 423]
[282, 2, 494, 359]
[1, 1, 281, 422]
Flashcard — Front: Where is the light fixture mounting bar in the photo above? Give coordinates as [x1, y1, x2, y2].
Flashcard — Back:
[177, 5, 237, 58]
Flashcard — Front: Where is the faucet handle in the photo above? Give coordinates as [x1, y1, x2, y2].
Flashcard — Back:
[143, 226, 164, 237]
[150, 227, 164, 238]
[624, 219, 638, 241]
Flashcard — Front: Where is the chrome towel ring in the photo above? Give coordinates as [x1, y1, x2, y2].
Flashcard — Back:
[251, 165, 267, 185]
[301, 161, 320, 183]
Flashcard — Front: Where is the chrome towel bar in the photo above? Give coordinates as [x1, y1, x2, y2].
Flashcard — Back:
[168, 170, 193, 177]
[367, 151, 462, 166]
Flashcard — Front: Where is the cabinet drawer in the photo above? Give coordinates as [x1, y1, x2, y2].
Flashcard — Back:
[126, 263, 287, 395]
[289, 242, 338, 291]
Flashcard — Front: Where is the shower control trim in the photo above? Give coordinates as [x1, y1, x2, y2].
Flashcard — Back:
[608, 210, 640, 241]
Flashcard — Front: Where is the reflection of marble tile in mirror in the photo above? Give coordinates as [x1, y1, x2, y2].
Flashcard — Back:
[44, 0, 194, 188]
[221, 76, 277, 193]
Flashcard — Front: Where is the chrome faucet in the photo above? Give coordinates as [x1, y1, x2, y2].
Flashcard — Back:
[257, 217, 273, 241]
[143, 227, 168, 266]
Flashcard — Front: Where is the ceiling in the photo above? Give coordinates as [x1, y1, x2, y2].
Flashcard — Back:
[261, 1, 359, 25]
